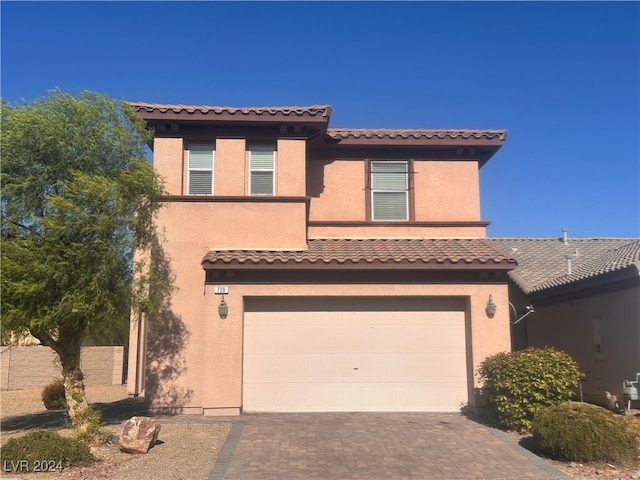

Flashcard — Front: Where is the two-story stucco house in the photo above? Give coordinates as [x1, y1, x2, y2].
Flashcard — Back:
[126, 103, 516, 415]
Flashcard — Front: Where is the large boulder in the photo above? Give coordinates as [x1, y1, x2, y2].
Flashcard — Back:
[119, 416, 161, 454]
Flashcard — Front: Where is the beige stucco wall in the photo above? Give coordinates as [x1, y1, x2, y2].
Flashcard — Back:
[134, 200, 306, 412]
[525, 286, 640, 407]
[307, 160, 365, 221]
[158, 201, 308, 251]
[154, 137, 308, 198]
[154, 138, 184, 196]
[308, 225, 487, 238]
[138, 267, 511, 414]
[215, 138, 246, 196]
[277, 139, 306, 196]
[414, 161, 480, 221]
[307, 159, 480, 224]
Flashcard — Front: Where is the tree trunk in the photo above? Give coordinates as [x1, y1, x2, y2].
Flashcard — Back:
[60, 357, 90, 431]
[32, 328, 97, 437]
[58, 340, 98, 437]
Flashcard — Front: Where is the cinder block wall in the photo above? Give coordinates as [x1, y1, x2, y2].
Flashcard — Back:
[0, 346, 124, 390]
[1, 347, 11, 390]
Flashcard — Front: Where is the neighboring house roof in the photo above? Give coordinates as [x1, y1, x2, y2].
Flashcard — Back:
[490, 237, 640, 298]
[202, 238, 516, 270]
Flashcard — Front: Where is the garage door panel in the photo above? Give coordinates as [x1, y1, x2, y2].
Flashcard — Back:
[244, 381, 467, 412]
[245, 353, 466, 381]
[245, 318, 465, 354]
[243, 298, 468, 412]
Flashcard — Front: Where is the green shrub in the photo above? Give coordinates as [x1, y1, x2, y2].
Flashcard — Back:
[0, 430, 95, 472]
[72, 404, 103, 442]
[533, 402, 638, 465]
[41, 378, 67, 410]
[477, 347, 582, 432]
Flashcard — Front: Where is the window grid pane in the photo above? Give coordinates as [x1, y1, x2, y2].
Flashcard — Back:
[370, 161, 409, 221]
[189, 145, 214, 170]
[188, 145, 214, 195]
[249, 146, 275, 195]
[188, 171, 213, 195]
[371, 172, 408, 190]
[372, 192, 408, 221]
[250, 171, 274, 195]
[249, 147, 275, 170]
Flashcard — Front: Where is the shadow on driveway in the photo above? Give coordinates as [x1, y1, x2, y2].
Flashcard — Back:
[1, 396, 149, 432]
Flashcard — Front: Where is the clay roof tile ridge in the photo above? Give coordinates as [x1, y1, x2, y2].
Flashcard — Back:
[127, 102, 333, 117]
[327, 128, 508, 141]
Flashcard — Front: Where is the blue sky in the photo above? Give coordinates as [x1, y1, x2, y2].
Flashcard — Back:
[2, 1, 638, 238]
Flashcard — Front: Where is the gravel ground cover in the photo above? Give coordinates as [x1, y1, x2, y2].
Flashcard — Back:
[1, 386, 229, 480]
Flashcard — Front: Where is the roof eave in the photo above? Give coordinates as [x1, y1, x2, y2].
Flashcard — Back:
[201, 260, 516, 271]
[128, 102, 333, 125]
[317, 135, 505, 165]
[525, 266, 640, 304]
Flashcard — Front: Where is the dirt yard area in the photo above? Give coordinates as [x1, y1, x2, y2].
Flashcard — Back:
[1, 386, 230, 480]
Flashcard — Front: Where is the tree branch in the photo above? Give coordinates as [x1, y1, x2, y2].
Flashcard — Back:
[29, 329, 61, 356]
[9, 220, 43, 238]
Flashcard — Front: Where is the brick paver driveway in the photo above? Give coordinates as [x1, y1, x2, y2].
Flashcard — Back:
[209, 413, 571, 480]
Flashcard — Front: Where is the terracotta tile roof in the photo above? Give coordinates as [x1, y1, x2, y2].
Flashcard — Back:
[327, 128, 508, 141]
[129, 103, 506, 156]
[202, 238, 516, 269]
[128, 102, 333, 118]
[489, 237, 640, 294]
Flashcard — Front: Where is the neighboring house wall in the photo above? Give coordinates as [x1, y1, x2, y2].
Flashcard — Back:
[506, 287, 530, 351]
[525, 286, 640, 406]
[0, 346, 124, 390]
[492, 237, 640, 409]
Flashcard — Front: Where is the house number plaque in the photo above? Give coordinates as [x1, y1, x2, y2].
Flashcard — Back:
[214, 286, 229, 295]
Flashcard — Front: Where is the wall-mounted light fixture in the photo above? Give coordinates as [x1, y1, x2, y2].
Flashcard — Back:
[485, 295, 497, 319]
[218, 296, 228, 319]
[508, 302, 535, 325]
[213, 286, 229, 319]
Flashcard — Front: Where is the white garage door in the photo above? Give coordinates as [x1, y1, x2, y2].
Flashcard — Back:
[243, 297, 468, 412]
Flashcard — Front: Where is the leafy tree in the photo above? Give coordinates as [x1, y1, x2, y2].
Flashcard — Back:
[1, 90, 166, 435]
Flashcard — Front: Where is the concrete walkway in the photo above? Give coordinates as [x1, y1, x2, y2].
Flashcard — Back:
[205, 413, 572, 480]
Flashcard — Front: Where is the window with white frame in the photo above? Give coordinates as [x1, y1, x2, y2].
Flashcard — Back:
[187, 144, 214, 195]
[249, 146, 275, 196]
[370, 160, 409, 221]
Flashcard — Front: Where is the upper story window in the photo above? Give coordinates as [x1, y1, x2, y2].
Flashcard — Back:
[370, 160, 409, 221]
[249, 145, 276, 196]
[187, 144, 214, 195]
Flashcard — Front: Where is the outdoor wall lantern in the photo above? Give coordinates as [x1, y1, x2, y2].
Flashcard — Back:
[218, 296, 228, 319]
[485, 295, 497, 319]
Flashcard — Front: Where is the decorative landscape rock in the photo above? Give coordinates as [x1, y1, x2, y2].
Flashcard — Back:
[119, 416, 161, 454]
